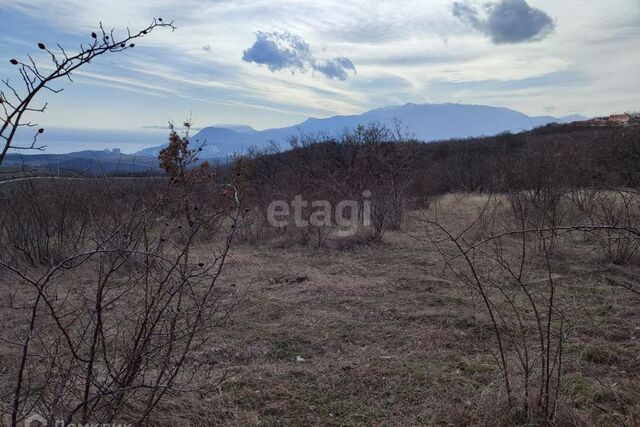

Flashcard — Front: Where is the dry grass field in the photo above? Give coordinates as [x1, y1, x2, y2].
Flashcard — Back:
[1, 187, 639, 426]
[121, 194, 640, 426]
[1, 7, 639, 426]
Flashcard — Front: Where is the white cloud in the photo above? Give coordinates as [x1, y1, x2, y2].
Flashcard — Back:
[0, 0, 638, 128]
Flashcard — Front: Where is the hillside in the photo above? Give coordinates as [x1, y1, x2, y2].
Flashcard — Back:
[233, 124, 640, 205]
[1, 150, 161, 176]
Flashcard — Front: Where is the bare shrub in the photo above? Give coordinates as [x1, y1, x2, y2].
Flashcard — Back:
[420, 195, 571, 422]
[234, 123, 420, 244]
[419, 183, 640, 423]
[0, 19, 174, 168]
[567, 189, 640, 265]
[0, 130, 241, 425]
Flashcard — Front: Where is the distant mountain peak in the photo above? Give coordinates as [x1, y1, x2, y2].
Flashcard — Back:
[138, 102, 583, 159]
[209, 124, 257, 134]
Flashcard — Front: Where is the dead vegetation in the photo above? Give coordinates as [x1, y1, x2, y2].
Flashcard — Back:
[1, 121, 640, 425]
[0, 127, 244, 426]
[137, 192, 638, 426]
[3, 183, 638, 425]
[204, 192, 639, 426]
[0, 19, 175, 168]
[1, 11, 639, 423]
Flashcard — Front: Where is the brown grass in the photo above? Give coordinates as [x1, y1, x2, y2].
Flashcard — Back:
[149, 195, 639, 426]
[2, 193, 639, 426]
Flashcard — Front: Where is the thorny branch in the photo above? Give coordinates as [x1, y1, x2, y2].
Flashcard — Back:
[0, 18, 175, 168]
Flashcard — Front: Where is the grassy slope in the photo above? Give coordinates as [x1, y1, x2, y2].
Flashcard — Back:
[143, 195, 640, 426]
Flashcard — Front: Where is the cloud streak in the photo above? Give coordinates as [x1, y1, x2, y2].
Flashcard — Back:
[453, 0, 555, 44]
[1, 0, 638, 130]
[242, 31, 356, 80]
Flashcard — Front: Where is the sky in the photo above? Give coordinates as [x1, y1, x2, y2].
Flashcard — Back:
[0, 0, 639, 152]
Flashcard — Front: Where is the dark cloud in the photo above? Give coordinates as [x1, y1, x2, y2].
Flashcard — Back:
[242, 31, 356, 80]
[242, 32, 310, 72]
[313, 57, 357, 81]
[453, 0, 555, 44]
[453, 2, 484, 30]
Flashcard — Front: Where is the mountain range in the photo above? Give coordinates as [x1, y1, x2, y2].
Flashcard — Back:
[3, 103, 584, 175]
[138, 103, 583, 158]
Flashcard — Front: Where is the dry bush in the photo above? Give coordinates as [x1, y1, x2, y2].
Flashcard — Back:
[422, 198, 570, 422]
[567, 189, 640, 265]
[419, 182, 640, 424]
[232, 123, 420, 246]
[0, 178, 163, 266]
[0, 19, 174, 168]
[0, 130, 242, 425]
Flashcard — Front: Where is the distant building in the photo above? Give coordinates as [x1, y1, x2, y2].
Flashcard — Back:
[608, 114, 631, 126]
[573, 114, 636, 128]
[574, 117, 609, 127]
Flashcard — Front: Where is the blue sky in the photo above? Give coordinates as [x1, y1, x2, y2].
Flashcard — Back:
[1, 0, 639, 152]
